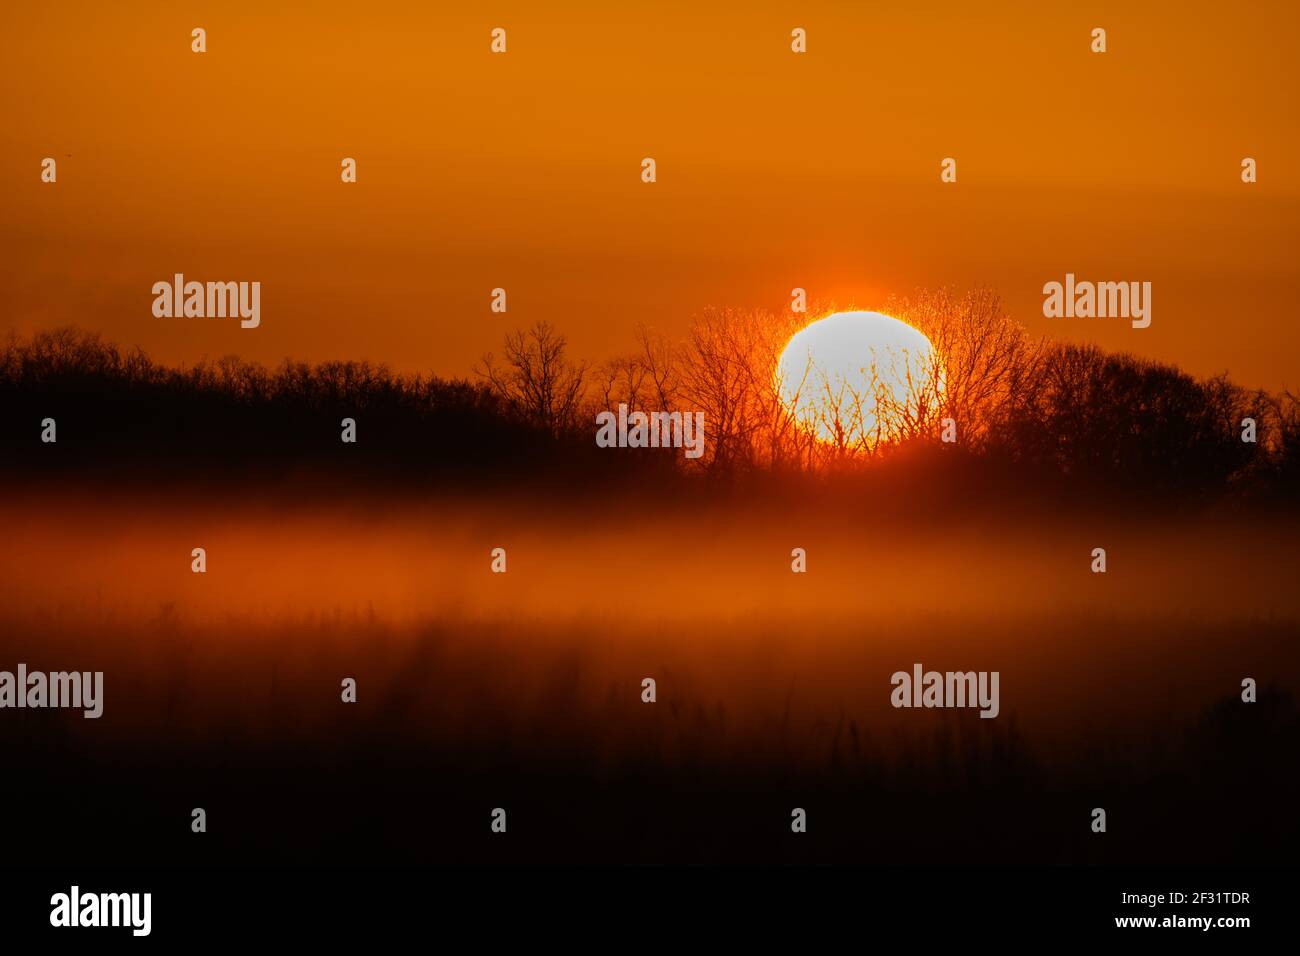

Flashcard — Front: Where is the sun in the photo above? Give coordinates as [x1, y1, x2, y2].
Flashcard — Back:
[777, 311, 944, 446]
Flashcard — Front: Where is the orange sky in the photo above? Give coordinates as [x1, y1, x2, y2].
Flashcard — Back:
[2, 1, 1297, 389]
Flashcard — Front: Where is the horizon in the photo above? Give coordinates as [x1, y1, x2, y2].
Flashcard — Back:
[6, 298, 1293, 399]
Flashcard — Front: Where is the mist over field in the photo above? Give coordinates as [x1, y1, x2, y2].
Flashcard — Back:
[3, 486, 1296, 863]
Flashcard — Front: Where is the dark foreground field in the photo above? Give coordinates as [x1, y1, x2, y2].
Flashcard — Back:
[2, 486, 1297, 864]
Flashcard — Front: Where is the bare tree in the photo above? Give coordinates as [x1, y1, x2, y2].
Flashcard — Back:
[477, 321, 589, 437]
[888, 287, 1044, 448]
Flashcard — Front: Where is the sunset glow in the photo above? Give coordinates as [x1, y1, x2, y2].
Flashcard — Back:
[3, 0, 1298, 907]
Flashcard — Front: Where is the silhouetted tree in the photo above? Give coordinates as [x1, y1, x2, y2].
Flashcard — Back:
[477, 322, 589, 438]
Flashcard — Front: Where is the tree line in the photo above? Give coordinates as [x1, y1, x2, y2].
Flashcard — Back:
[479, 289, 1298, 500]
[3, 291, 1297, 500]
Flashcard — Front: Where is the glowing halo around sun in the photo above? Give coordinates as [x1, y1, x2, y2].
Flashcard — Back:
[776, 311, 944, 446]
